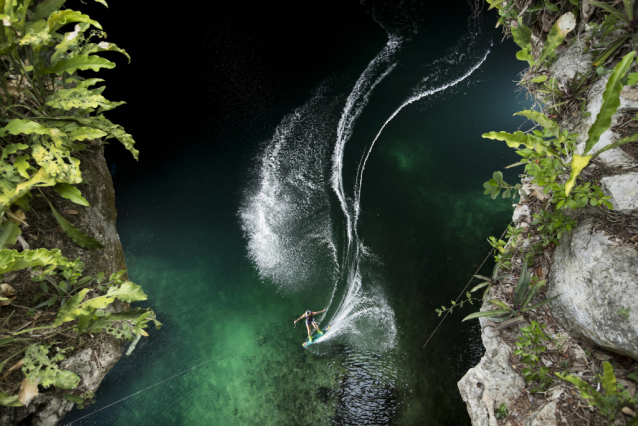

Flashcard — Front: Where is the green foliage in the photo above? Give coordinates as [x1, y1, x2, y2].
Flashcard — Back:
[0, 247, 75, 274]
[0, 0, 137, 234]
[0, 391, 22, 407]
[22, 344, 80, 389]
[618, 306, 631, 318]
[462, 261, 560, 329]
[482, 171, 521, 199]
[495, 403, 508, 419]
[531, 209, 577, 245]
[514, 321, 554, 392]
[558, 362, 638, 421]
[435, 292, 482, 317]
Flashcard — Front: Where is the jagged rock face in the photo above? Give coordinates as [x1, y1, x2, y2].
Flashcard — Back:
[548, 218, 638, 360]
[458, 323, 525, 426]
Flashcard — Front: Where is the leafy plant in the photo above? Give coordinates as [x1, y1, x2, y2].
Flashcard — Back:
[435, 292, 481, 317]
[495, 403, 508, 419]
[565, 51, 637, 195]
[618, 306, 631, 318]
[462, 260, 560, 330]
[471, 263, 510, 299]
[22, 344, 80, 389]
[515, 321, 554, 393]
[558, 362, 638, 421]
[64, 391, 95, 409]
[0, 0, 136, 247]
[483, 171, 521, 199]
[531, 209, 577, 245]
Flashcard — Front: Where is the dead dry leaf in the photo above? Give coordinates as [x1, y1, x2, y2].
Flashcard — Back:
[64, 209, 78, 215]
[0, 284, 17, 305]
[18, 377, 39, 406]
[1, 358, 24, 381]
[7, 209, 26, 225]
[593, 351, 612, 361]
[622, 407, 636, 417]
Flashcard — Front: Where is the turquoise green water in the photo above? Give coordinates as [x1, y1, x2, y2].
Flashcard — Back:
[62, 6, 530, 426]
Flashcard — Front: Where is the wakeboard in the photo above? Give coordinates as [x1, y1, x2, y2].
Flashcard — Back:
[302, 326, 330, 348]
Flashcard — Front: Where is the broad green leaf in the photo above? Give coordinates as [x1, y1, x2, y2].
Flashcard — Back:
[0, 219, 21, 248]
[68, 127, 107, 141]
[514, 110, 560, 137]
[0, 391, 22, 407]
[51, 23, 87, 62]
[18, 25, 52, 47]
[34, 0, 66, 21]
[537, 13, 576, 65]
[627, 72, 638, 85]
[601, 362, 617, 396]
[0, 248, 73, 275]
[462, 309, 510, 321]
[565, 154, 592, 196]
[81, 41, 130, 63]
[0, 168, 55, 213]
[516, 47, 535, 65]
[43, 54, 114, 75]
[53, 289, 89, 326]
[0, 119, 48, 137]
[47, 10, 101, 32]
[482, 130, 538, 148]
[2, 143, 28, 159]
[53, 183, 89, 206]
[107, 281, 147, 302]
[511, 18, 532, 50]
[530, 75, 548, 83]
[14, 155, 32, 179]
[32, 141, 82, 184]
[48, 203, 103, 249]
[76, 115, 138, 160]
[75, 78, 104, 89]
[585, 52, 636, 154]
[46, 87, 113, 110]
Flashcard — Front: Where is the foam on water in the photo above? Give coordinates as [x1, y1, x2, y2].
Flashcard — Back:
[240, 87, 340, 292]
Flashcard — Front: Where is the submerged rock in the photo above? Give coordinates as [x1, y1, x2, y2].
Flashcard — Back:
[548, 218, 638, 360]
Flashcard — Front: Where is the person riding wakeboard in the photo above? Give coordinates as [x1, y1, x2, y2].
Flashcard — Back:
[294, 308, 326, 342]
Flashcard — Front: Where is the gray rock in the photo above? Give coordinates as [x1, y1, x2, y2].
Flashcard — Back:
[512, 204, 530, 225]
[601, 173, 638, 214]
[548, 218, 638, 360]
[549, 38, 591, 81]
[458, 322, 526, 426]
[523, 401, 558, 426]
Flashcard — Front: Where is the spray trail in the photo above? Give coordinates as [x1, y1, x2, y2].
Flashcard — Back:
[353, 46, 492, 223]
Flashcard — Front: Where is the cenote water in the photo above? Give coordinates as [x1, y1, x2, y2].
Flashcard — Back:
[63, 1, 531, 424]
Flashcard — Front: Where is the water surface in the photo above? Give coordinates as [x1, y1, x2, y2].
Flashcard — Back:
[63, 1, 530, 424]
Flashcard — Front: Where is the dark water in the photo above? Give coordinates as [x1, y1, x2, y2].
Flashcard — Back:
[62, 1, 530, 424]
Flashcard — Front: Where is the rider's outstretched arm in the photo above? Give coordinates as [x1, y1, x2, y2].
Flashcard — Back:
[312, 308, 327, 315]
